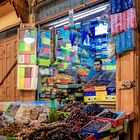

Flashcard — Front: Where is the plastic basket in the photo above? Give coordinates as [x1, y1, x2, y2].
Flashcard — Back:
[97, 110, 125, 127]
[84, 96, 99, 102]
[95, 86, 106, 91]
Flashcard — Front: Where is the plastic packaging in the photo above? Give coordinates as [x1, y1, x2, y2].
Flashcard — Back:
[123, 0, 135, 11]
[111, 13, 123, 35]
[110, 0, 123, 14]
[123, 8, 137, 31]
[114, 28, 134, 55]
[110, 0, 134, 14]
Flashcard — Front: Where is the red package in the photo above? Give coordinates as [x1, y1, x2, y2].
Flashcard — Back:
[127, 8, 137, 30]
[111, 13, 123, 35]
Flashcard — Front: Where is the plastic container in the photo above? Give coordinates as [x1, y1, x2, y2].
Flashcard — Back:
[125, 112, 135, 121]
[84, 96, 98, 102]
[84, 92, 96, 96]
[83, 87, 95, 92]
[97, 110, 125, 127]
[110, 0, 123, 14]
[95, 86, 106, 91]
[101, 96, 116, 102]
[80, 119, 111, 137]
[123, 8, 137, 31]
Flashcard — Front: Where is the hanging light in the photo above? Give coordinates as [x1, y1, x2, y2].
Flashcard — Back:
[24, 30, 35, 44]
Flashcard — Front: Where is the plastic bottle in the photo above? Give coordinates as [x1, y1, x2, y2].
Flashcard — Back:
[48, 99, 58, 123]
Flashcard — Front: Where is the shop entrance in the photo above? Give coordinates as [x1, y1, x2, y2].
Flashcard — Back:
[36, 1, 139, 139]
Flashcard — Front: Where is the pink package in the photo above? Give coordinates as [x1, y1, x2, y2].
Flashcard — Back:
[42, 48, 51, 54]
[123, 8, 137, 31]
[24, 55, 30, 64]
[111, 13, 123, 35]
[24, 78, 31, 88]
[66, 56, 70, 61]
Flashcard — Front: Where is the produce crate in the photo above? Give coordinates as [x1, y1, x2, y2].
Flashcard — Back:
[84, 92, 96, 96]
[110, 125, 123, 133]
[97, 110, 125, 127]
[84, 96, 99, 102]
[95, 86, 106, 91]
[96, 91, 107, 96]
[125, 112, 135, 121]
[106, 87, 116, 95]
[80, 119, 111, 137]
[101, 96, 116, 102]
[83, 87, 95, 92]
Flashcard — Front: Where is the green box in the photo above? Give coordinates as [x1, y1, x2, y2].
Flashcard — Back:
[30, 55, 36, 64]
[19, 42, 25, 52]
[19, 67, 25, 77]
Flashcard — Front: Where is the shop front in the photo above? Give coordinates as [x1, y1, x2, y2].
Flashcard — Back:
[0, 0, 140, 139]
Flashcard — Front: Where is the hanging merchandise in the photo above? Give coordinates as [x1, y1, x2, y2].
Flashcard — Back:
[110, 0, 136, 35]
[114, 28, 134, 55]
[69, 32, 77, 46]
[75, 22, 82, 30]
[110, 0, 134, 14]
[17, 27, 38, 90]
[110, 13, 123, 35]
[123, 8, 137, 31]
[81, 29, 88, 45]
[90, 26, 95, 40]
[107, 37, 116, 58]
[17, 65, 38, 90]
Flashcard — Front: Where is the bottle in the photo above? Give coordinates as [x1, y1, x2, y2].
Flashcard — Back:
[48, 99, 58, 123]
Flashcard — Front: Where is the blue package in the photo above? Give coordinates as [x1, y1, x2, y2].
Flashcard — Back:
[123, 0, 135, 11]
[125, 28, 134, 51]
[114, 28, 134, 55]
[114, 35, 121, 55]
[110, 0, 123, 14]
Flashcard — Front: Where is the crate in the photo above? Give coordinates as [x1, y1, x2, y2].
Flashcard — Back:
[95, 86, 106, 91]
[84, 92, 96, 96]
[80, 119, 111, 136]
[106, 87, 116, 95]
[84, 96, 99, 102]
[96, 91, 107, 96]
[83, 87, 95, 92]
[110, 125, 123, 133]
[97, 110, 125, 127]
[125, 112, 135, 121]
[101, 96, 116, 102]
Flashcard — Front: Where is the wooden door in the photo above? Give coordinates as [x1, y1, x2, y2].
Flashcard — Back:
[0, 36, 36, 101]
[116, 52, 135, 112]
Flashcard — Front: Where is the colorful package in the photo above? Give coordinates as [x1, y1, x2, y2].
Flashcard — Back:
[110, 0, 123, 14]
[114, 28, 134, 55]
[111, 13, 123, 35]
[123, 0, 135, 11]
[123, 8, 137, 31]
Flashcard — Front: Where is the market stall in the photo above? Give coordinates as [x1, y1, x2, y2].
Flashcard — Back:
[0, 101, 135, 140]
[10, 0, 138, 139]
[36, 2, 117, 109]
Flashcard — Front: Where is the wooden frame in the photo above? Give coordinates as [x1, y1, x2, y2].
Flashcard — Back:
[17, 64, 38, 90]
